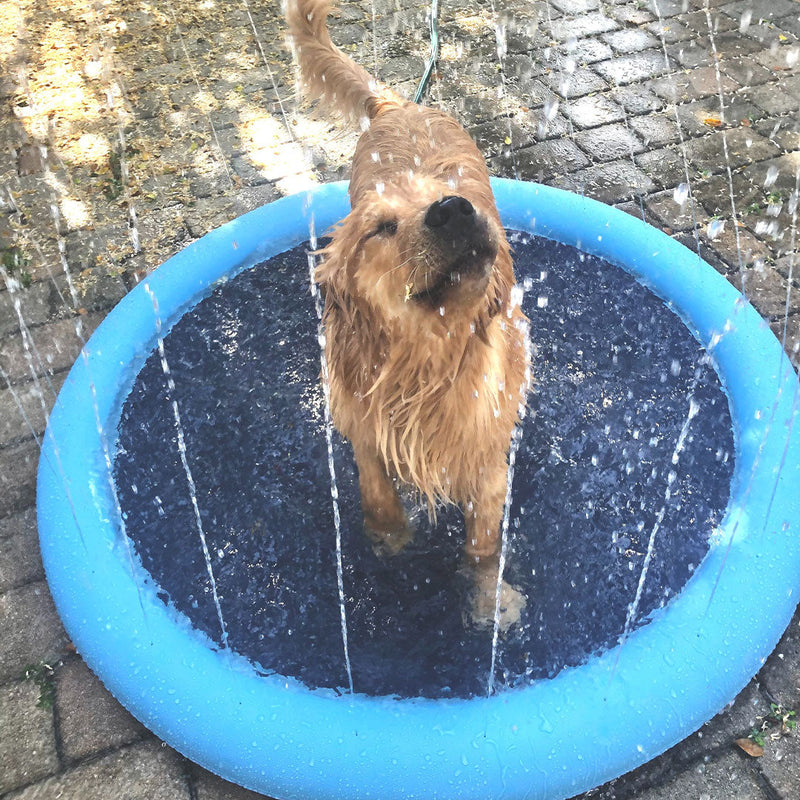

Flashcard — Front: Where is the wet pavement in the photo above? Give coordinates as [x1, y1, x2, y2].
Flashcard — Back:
[1, 0, 799, 798]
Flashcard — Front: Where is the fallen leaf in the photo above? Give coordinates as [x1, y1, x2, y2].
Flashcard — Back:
[735, 738, 764, 757]
[703, 117, 723, 128]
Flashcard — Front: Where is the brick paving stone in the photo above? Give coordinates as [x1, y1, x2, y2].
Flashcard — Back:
[684, 128, 781, 172]
[691, 173, 762, 220]
[702, 224, 775, 274]
[563, 38, 614, 65]
[746, 76, 800, 117]
[574, 122, 645, 162]
[563, 93, 627, 128]
[602, 28, 660, 55]
[609, 5, 655, 27]
[0, 314, 103, 385]
[55, 658, 146, 764]
[554, 159, 656, 204]
[674, 100, 765, 137]
[650, 65, 740, 103]
[529, 108, 573, 140]
[0, 439, 39, 520]
[62, 225, 136, 275]
[672, 682, 769, 761]
[507, 73, 559, 109]
[229, 184, 284, 217]
[491, 138, 590, 182]
[721, 58, 775, 88]
[777, 21, 800, 43]
[505, 24, 550, 57]
[741, 262, 795, 319]
[470, 118, 533, 158]
[710, 31, 768, 60]
[6, 740, 191, 800]
[595, 50, 673, 87]
[774, 313, 800, 366]
[619, 751, 768, 800]
[377, 54, 426, 84]
[193, 766, 274, 800]
[0, 282, 63, 342]
[722, 0, 800, 25]
[0, 507, 43, 594]
[613, 85, 665, 114]
[549, 0, 600, 14]
[646, 17, 695, 45]
[759, 613, 800, 708]
[773, 254, 800, 287]
[681, 10, 739, 37]
[0, 679, 59, 795]
[548, 12, 619, 43]
[636, 146, 690, 189]
[645, 0, 690, 19]
[758, 739, 800, 800]
[743, 153, 800, 196]
[667, 41, 716, 69]
[545, 67, 609, 99]
[645, 189, 708, 233]
[630, 113, 683, 147]
[506, 53, 545, 88]
[0, 581, 68, 685]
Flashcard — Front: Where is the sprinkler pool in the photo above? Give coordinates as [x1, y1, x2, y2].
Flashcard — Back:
[38, 179, 800, 800]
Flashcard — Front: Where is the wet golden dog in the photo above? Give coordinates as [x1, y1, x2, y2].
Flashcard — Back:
[287, 0, 530, 629]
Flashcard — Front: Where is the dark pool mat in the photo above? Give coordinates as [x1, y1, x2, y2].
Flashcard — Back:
[114, 231, 733, 698]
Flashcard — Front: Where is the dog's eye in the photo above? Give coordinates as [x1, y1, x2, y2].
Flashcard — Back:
[373, 219, 398, 237]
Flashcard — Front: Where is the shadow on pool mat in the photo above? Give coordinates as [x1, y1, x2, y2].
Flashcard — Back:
[114, 231, 733, 699]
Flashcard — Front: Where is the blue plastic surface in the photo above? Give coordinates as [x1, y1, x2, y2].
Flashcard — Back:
[37, 179, 800, 800]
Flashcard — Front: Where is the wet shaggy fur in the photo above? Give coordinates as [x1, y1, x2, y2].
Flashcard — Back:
[287, 0, 530, 628]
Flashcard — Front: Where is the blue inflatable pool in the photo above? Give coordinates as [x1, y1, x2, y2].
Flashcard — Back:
[37, 180, 800, 800]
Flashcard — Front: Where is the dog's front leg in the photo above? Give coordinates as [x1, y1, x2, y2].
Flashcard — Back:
[463, 468, 526, 631]
[351, 440, 414, 556]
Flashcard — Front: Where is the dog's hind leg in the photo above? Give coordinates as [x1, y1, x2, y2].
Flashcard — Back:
[351, 440, 414, 556]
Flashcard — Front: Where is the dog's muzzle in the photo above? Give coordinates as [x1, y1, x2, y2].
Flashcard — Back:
[424, 196, 496, 266]
[424, 194, 496, 275]
[406, 195, 498, 306]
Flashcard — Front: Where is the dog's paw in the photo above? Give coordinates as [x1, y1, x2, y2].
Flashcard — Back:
[364, 522, 415, 557]
[469, 577, 527, 633]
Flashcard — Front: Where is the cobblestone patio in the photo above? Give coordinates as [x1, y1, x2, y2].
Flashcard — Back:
[1, 0, 799, 798]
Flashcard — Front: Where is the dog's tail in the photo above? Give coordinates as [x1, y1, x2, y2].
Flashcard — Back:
[286, 0, 402, 124]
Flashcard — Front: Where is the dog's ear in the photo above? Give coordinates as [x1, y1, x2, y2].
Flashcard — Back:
[314, 248, 352, 325]
[474, 245, 514, 345]
[314, 221, 376, 332]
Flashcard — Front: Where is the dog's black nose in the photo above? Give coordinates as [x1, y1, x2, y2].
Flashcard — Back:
[424, 195, 475, 232]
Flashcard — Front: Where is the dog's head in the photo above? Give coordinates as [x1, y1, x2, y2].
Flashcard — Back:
[317, 171, 513, 339]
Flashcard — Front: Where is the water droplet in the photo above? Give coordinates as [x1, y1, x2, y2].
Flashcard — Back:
[764, 165, 779, 188]
[739, 9, 752, 32]
[673, 182, 689, 206]
[707, 219, 725, 240]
